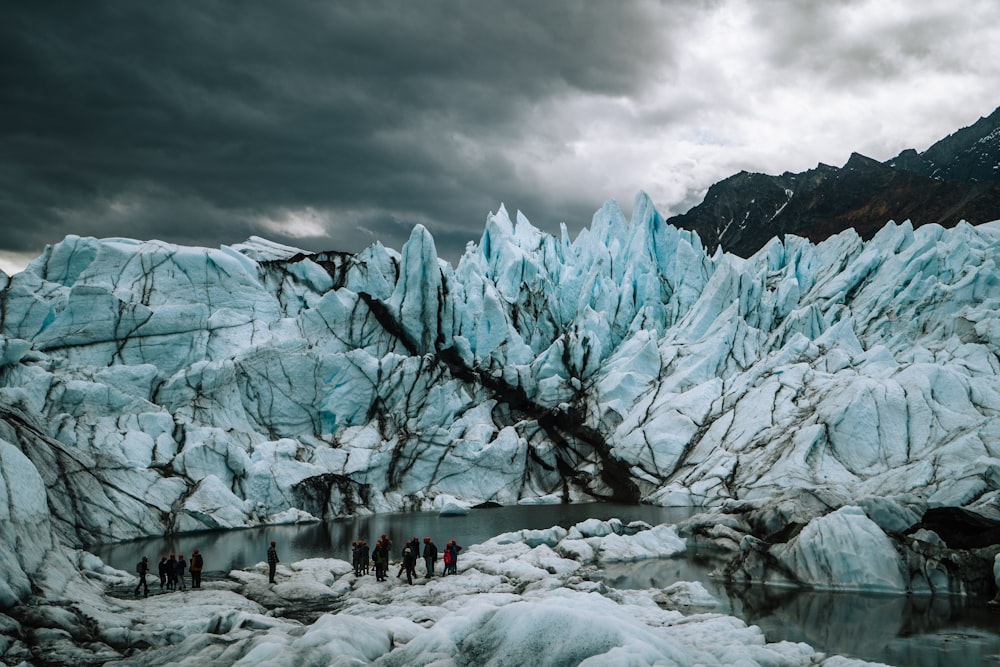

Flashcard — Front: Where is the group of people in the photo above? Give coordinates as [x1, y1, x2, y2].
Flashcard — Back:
[133, 549, 205, 597]
[135, 534, 464, 595]
[351, 535, 462, 584]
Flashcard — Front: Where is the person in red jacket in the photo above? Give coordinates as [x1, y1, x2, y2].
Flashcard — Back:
[444, 540, 462, 575]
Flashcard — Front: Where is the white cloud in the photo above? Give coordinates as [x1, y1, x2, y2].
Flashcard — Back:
[486, 0, 1000, 223]
[258, 208, 330, 240]
[0, 251, 35, 276]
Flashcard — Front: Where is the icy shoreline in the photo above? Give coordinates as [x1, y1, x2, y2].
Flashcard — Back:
[5, 518, 895, 666]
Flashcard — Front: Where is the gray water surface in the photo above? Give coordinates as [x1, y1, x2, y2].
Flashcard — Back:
[95, 503, 692, 574]
[93, 503, 1000, 667]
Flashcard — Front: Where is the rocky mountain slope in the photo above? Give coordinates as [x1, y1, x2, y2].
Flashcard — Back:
[668, 106, 1000, 256]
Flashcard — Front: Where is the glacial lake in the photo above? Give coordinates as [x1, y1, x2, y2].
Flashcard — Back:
[93, 503, 1000, 667]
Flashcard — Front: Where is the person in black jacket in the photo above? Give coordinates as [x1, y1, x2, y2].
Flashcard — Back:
[401, 545, 417, 585]
[158, 555, 168, 591]
[267, 541, 279, 584]
[176, 554, 187, 590]
[397, 537, 417, 578]
[134, 556, 149, 597]
[166, 554, 178, 590]
[381, 534, 392, 567]
[372, 539, 386, 581]
[360, 540, 370, 575]
[422, 537, 438, 577]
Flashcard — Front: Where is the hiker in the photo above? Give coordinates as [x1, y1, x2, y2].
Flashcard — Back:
[381, 534, 392, 566]
[157, 555, 168, 590]
[372, 539, 386, 581]
[190, 549, 204, 588]
[409, 537, 421, 575]
[352, 541, 361, 576]
[422, 537, 438, 577]
[379, 534, 390, 570]
[444, 540, 462, 575]
[397, 537, 419, 579]
[134, 556, 149, 597]
[176, 554, 187, 590]
[166, 554, 178, 590]
[402, 544, 417, 585]
[267, 541, 279, 583]
[360, 540, 370, 575]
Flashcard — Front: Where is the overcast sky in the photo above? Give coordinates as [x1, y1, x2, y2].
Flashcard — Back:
[3, 0, 1000, 274]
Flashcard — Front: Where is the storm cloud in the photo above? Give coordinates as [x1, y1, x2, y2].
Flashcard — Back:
[2, 0, 999, 272]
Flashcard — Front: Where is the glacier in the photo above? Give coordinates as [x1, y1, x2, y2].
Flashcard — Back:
[1, 192, 999, 664]
[3, 193, 999, 538]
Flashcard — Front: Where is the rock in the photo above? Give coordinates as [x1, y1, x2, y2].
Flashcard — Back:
[735, 507, 908, 593]
[654, 581, 719, 610]
[438, 503, 469, 517]
[911, 507, 1000, 549]
[857, 495, 923, 534]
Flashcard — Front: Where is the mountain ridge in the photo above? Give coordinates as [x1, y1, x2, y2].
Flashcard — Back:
[668, 106, 1000, 256]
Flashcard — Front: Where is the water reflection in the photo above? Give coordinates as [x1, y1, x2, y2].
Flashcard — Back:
[596, 554, 1000, 667]
[94, 503, 693, 575]
[92, 504, 1000, 667]
[597, 550, 729, 597]
[731, 584, 1000, 667]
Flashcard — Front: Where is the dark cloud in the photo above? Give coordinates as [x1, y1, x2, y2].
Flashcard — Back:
[0, 0, 686, 263]
[2, 0, 997, 273]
